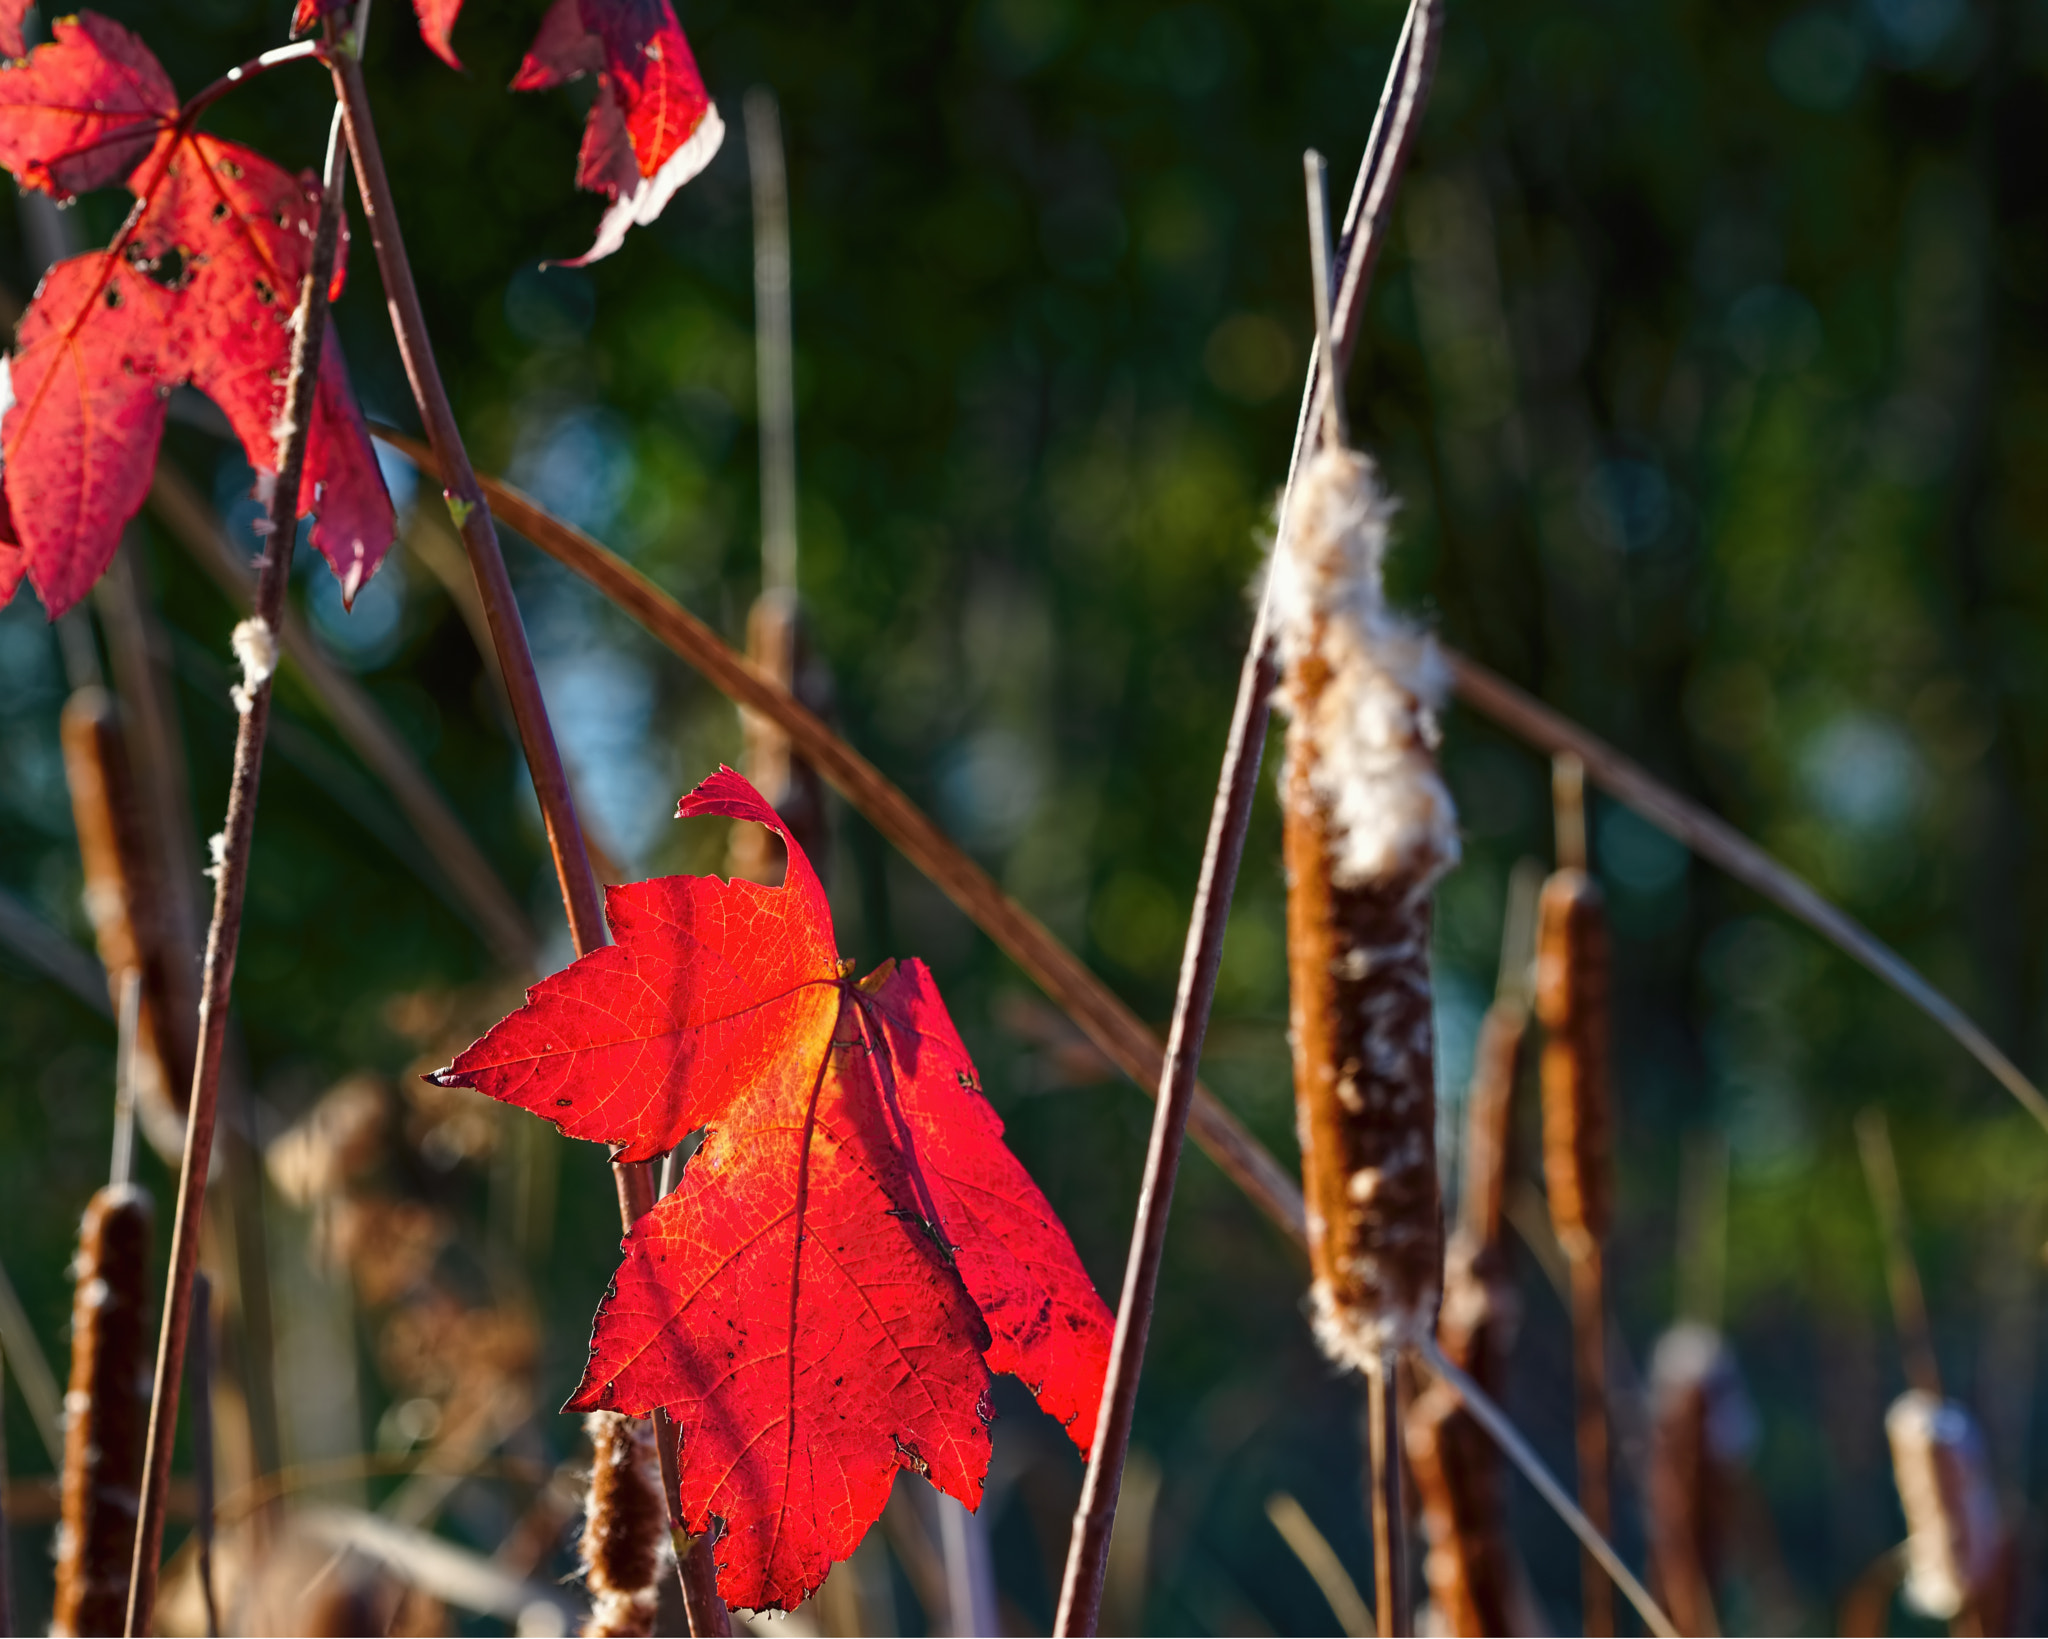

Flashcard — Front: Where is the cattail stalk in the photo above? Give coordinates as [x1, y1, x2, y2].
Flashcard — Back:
[1274, 443, 1458, 1637]
[1537, 756, 1616, 1638]
[581, 1413, 671, 1637]
[55, 1185, 155, 1638]
[1406, 869, 1537, 1636]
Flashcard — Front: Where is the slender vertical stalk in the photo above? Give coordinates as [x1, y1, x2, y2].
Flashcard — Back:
[124, 104, 350, 1639]
[1054, 9, 1443, 1629]
[747, 87, 798, 603]
[190, 1272, 220, 1639]
[330, 32, 728, 1632]
[1367, 1355, 1408, 1637]
[1856, 1108, 1943, 1398]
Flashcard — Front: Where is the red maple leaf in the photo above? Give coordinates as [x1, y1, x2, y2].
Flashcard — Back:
[432, 768, 1112, 1612]
[511, 0, 724, 265]
[0, 13, 393, 616]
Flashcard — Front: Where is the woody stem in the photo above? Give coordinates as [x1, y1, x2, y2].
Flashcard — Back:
[125, 99, 349, 1639]
[329, 36, 729, 1639]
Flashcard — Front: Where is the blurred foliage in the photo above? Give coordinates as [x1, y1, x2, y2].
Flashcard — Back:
[2, 0, 2047, 1630]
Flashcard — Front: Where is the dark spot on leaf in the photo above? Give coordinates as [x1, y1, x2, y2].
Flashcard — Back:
[556, 1097, 573, 1107]
[211, 202, 228, 224]
[253, 278, 274, 306]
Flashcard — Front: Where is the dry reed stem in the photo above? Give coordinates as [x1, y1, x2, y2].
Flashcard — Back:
[580, 1414, 669, 1638]
[60, 690, 195, 1156]
[1536, 863, 1615, 1637]
[55, 1186, 155, 1638]
[1445, 652, 2048, 1136]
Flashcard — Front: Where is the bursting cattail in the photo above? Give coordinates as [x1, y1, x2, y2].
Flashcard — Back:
[1885, 1391, 2003, 1624]
[61, 689, 195, 1155]
[1272, 445, 1458, 1366]
[580, 1411, 671, 1637]
[52, 1184, 155, 1638]
[1646, 1323, 1758, 1638]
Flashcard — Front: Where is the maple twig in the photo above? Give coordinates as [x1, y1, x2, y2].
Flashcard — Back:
[124, 99, 350, 1639]
[374, 427, 1307, 1245]
[329, 36, 602, 956]
[330, 33, 729, 1634]
[1055, 4, 1443, 1631]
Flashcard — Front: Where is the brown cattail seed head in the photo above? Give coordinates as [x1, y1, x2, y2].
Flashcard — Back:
[1272, 446, 1458, 1365]
[60, 689, 193, 1156]
[52, 1183, 155, 1639]
[1535, 868, 1611, 1254]
[580, 1411, 670, 1637]
[1886, 1390, 2002, 1621]
[1646, 1324, 1757, 1638]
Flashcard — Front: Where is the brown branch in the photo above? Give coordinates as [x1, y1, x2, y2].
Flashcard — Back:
[147, 463, 538, 970]
[329, 44, 601, 957]
[1445, 651, 2048, 1136]
[373, 427, 1307, 1244]
[329, 37, 724, 1630]
[124, 102, 349, 1639]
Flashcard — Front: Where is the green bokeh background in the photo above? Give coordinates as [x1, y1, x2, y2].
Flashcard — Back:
[2, 0, 2045, 1630]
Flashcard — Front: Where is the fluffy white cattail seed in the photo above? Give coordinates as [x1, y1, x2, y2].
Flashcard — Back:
[1274, 445, 1459, 1367]
[230, 615, 278, 715]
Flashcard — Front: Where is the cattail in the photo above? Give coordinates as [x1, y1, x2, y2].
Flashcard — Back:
[52, 1184, 155, 1638]
[1273, 444, 1458, 1367]
[1535, 757, 1617, 1638]
[1407, 1236, 1527, 1637]
[60, 688, 194, 1155]
[580, 1411, 672, 1637]
[1885, 1391, 2003, 1624]
[1406, 908, 1532, 1639]
[1535, 865, 1611, 1258]
[1646, 1323, 1758, 1637]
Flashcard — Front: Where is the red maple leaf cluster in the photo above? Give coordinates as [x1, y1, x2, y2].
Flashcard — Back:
[295, 0, 724, 266]
[0, 14, 393, 617]
[435, 770, 1114, 1611]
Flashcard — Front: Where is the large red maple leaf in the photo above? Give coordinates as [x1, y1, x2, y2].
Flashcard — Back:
[0, 14, 393, 616]
[511, 0, 724, 265]
[432, 768, 1112, 1611]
